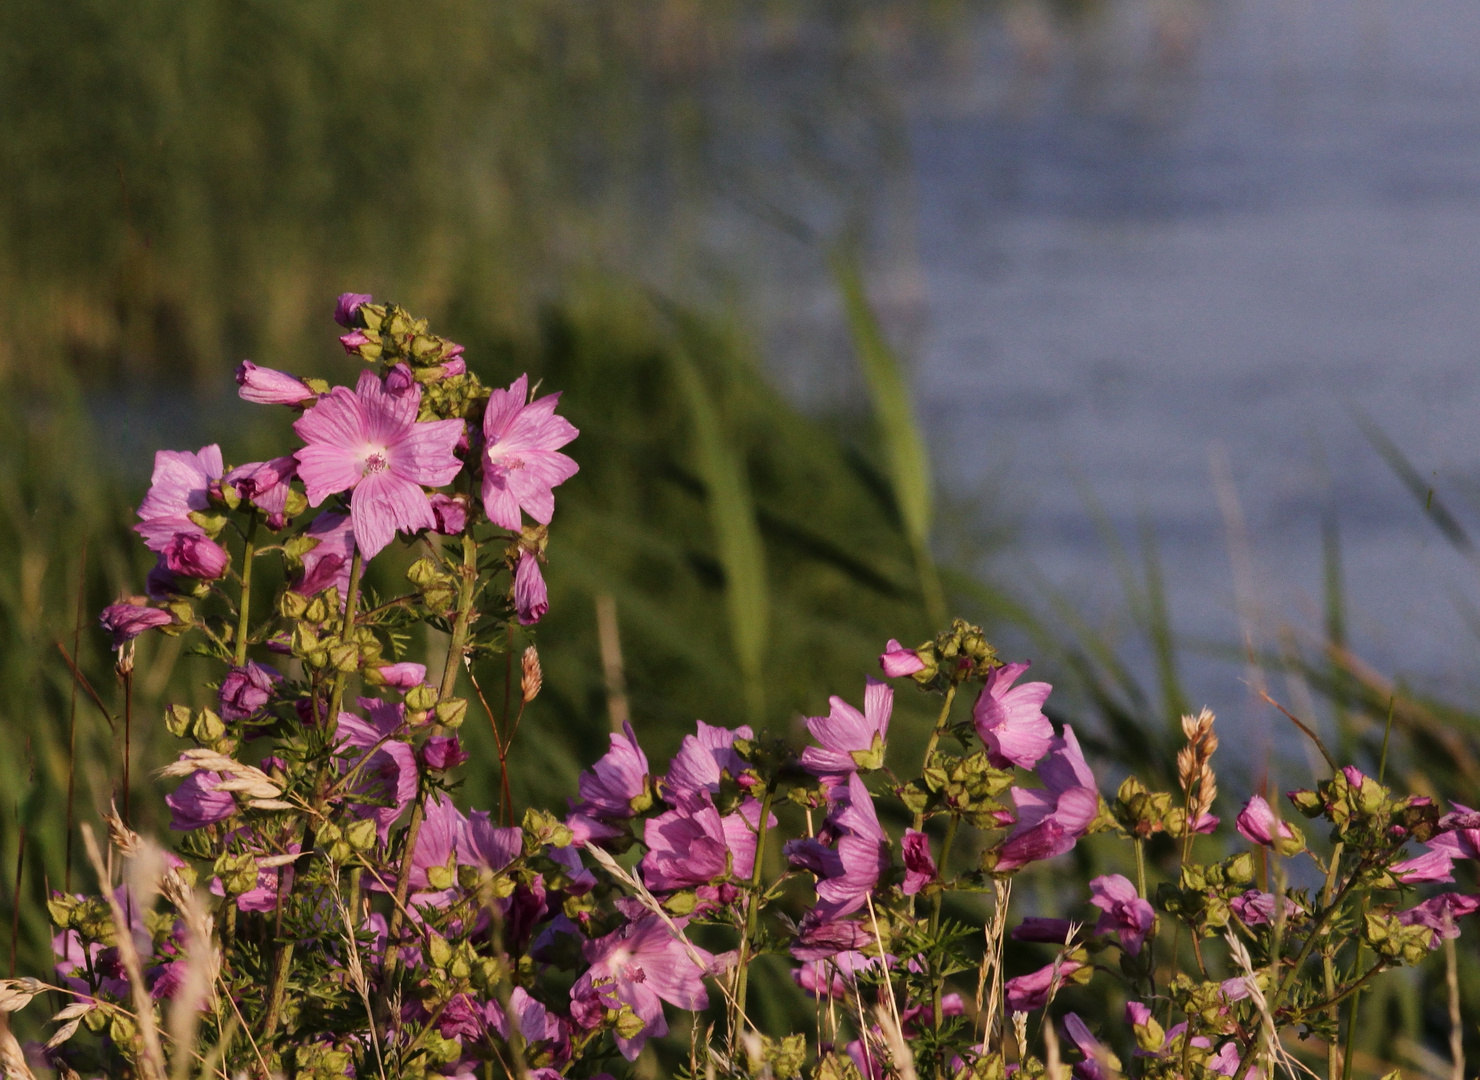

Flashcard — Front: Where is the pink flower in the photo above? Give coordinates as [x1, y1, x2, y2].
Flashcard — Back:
[641, 799, 759, 894]
[1235, 795, 1299, 850]
[219, 661, 281, 721]
[973, 661, 1054, 769]
[1392, 849, 1456, 884]
[901, 829, 938, 895]
[100, 600, 172, 648]
[225, 456, 297, 523]
[339, 329, 376, 355]
[165, 771, 236, 831]
[662, 721, 753, 809]
[1398, 893, 1480, 944]
[298, 512, 355, 598]
[420, 736, 469, 772]
[336, 701, 419, 841]
[571, 914, 713, 1059]
[514, 550, 548, 625]
[800, 679, 893, 785]
[994, 725, 1099, 872]
[1228, 890, 1303, 926]
[294, 370, 465, 559]
[786, 773, 889, 919]
[135, 445, 224, 552]
[430, 493, 468, 535]
[480, 374, 579, 530]
[376, 662, 428, 689]
[163, 532, 229, 579]
[1005, 958, 1086, 1012]
[1063, 1014, 1113, 1080]
[790, 916, 877, 961]
[334, 292, 374, 327]
[792, 950, 888, 999]
[1430, 802, 1480, 860]
[570, 720, 651, 822]
[235, 361, 315, 406]
[1089, 874, 1154, 956]
[879, 639, 925, 678]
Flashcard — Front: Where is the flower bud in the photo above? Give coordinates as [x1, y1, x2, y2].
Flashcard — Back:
[163, 533, 230, 580]
[235, 361, 316, 406]
[514, 550, 548, 625]
[430, 493, 468, 536]
[879, 638, 926, 678]
[420, 736, 469, 771]
[334, 292, 374, 328]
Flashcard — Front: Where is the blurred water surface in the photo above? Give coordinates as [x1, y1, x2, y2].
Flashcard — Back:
[884, 0, 1480, 736]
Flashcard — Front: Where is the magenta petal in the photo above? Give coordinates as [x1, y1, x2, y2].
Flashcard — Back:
[350, 470, 435, 560]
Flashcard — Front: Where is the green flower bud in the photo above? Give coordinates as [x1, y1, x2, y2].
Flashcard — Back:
[164, 704, 192, 738]
[434, 697, 467, 729]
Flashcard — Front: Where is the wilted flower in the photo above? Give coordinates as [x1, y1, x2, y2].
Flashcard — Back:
[1397, 893, 1480, 944]
[420, 736, 469, 772]
[225, 456, 297, 524]
[1088, 874, 1155, 956]
[165, 771, 236, 831]
[99, 600, 173, 648]
[163, 532, 229, 579]
[1011, 917, 1078, 944]
[298, 511, 354, 598]
[514, 550, 548, 625]
[480, 373, 579, 530]
[235, 361, 315, 406]
[1228, 889, 1303, 927]
[294, 370, 465, 559]
[568, 720, 651, 837]
[430, 493, 468, 535]
[334, 292, 374, 327]
[973, 661, 1054, 770]
[900, 829, 938, 896]
[218, 661, 281, 721]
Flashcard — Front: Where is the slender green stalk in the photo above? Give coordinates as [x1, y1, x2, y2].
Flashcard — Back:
[928, 814, 959, 1063]
[912, 686, 956, 830]
[234, 511, 258, 668]
[1321, 842, 1345, 1080]
[385, 534, 479, 988]
[733, 786, 775, 1044]
[263, 548, 362, 1041]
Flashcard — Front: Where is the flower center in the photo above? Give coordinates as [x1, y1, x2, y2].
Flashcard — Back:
[363, 450, 389, 474]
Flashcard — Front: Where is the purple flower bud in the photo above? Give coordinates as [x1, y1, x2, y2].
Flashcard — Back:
[338, 329, 374, 354]
[146, 557, 183, 599]
[901, 829, 938, 895]
[1398, 893, 1480, 944]
[430, 494, 468, 535]
[1089, 873, 1156, 956]
[385, 362, 417, 397]
[235, 361, 315, 406]
[1012, 917, 1077, 944]
[1005, 958, 1086, 1012]
[1228, 889, 1302, 926]
[377, 662, 428, 689]
[99, 600, 173, 648]
[440, 358, 466, 378]
[420, 736, 469, 771]
[1125, 1001, 1153, 1028]
[165, 771, 236, 831]
[163, 533, 229, 579]
[515, 550, 548, 625]
[334, 292, 374, 328]
[879, 638, 926, 678]
[1235, 795, 1301, 852]
[218, 661, 281, 721]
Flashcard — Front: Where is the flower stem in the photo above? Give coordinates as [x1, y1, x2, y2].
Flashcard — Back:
[385, 534, 479, 989]
[913, 685, 957, 830]
[733, 786, 775, 1045]
[326, 549, 364, 725]
[233, 511, 258, 668]
[929, 814, 960, 1064]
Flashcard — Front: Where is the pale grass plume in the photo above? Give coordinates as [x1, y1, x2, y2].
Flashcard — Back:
[520, 644, 542, 703]
[1177, 707, 1218, 822]
[1043, 1018, 1065, 1080]
[875, 1004, 920, 1080]
[1224, 929, 1320, 1080]
[0, 1011, 37, 1080]
[156, 749, 288, 809]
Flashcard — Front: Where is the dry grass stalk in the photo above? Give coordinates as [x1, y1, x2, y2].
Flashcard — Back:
[1042, 1018, 1065, 1080]
[80, 824, 167, 1080]
[0, 1011, 37, 1080]
[1445, 931, 1463, 1080]
[155, 750, 290, 810]
[874, 1004, 920, 1080]
[1177, 707, 1218, 824]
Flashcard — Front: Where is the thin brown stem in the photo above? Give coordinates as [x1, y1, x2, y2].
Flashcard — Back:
[912, 686, 957, 831]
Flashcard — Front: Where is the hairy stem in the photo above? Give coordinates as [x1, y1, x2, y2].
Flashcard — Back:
[385, 534, 479, 989]
[929, 814, 960, 1068]
[234, 511, 258, 668]
[913, 686, 957, 830]
[733, 786, 775, 1045]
